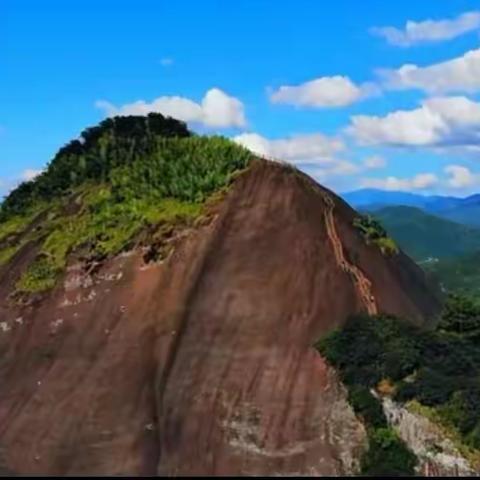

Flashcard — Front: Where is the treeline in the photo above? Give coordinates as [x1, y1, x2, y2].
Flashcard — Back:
[0, 113, 192, 218]
[108, 135, 251, 204]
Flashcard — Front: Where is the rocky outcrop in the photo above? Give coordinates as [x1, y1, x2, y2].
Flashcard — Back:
[0, 160, 441, 475]
[380, 396, 479, 476]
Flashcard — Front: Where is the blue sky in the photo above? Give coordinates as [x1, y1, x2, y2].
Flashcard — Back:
[2, 0, 480, 196]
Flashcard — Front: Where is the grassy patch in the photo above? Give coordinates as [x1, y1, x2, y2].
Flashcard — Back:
[374, 237, 399, 256]
[16, 255, 58, 293]
[0, 210, 39, 244]
[0, 245, 21, 266]
[15, 193, 202, 294]
[361, 427, 417, 477]
[353, 215, 398, 256]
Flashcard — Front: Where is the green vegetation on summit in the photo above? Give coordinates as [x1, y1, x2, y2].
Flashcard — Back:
[0, 113, 252, 295]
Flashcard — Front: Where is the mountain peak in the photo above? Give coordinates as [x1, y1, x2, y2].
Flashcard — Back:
[0, 139, 441, 474]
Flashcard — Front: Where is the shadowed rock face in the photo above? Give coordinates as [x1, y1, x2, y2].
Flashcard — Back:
[0, 160, 441, 475]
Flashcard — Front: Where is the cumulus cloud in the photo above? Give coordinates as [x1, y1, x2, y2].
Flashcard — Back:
[0, 168, 43, 197]
[348, 96, 480, 148]
[379, 48, 480, 94]
[269, 76, 377, 108]
[233, 131, 389, 185]
[96, 88, 246, 128]
[21, 169, 42, 181]
[233, 132, 345, 165]
[444, 164, 480, 189]
[303, 161, 360, 182]
[371, 11, 480, 47]
[360, 173, 439, 191]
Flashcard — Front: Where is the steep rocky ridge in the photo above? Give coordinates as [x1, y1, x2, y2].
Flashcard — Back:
[0, 158, 441, 475]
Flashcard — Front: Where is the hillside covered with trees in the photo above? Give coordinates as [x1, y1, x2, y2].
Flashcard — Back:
[317, 294, 480, 476]
[0, 113, 252, 295]
[369, 206, 480, 262]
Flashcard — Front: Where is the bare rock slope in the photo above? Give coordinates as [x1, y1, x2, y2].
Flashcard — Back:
[0, 160, 441, 475]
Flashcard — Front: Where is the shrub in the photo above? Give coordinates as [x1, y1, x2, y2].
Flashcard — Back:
[316, 304, 480, 463]
[348, 385, 387, 429]
[361, 427, 417, 476]
[439, 293, 480, 336]
[353, 215, 398, 256]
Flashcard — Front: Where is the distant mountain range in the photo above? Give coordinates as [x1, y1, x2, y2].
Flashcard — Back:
[370, 206, 480, 261]
[343, 189, 480, 227]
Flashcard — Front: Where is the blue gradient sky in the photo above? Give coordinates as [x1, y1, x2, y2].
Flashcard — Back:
[2, 0, 480, 196]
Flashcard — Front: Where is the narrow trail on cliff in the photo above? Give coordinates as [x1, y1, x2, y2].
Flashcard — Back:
[320, 192, 378, 316]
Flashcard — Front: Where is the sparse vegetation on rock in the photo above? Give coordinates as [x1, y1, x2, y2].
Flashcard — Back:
[353, 214, 399, 256]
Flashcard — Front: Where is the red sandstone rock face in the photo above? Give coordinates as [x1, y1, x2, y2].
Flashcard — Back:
[0, 161, 441, 475]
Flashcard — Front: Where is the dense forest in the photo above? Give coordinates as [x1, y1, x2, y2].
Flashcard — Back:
[317, 294, 480, 475]
[0, 113, 252, 294]
[0, 113, 191, 218]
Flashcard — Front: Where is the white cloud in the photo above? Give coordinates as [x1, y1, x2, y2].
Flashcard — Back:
[21, 169, 42, 181]
[348, 96, 480, 148]
[360, 173, 439, 191]
[201, 89, 246, 128]
[444, 164, 480, 189]
[96, 88, 246, 128]
[233, 132, 345, 165]
[0, 169, 43, 197]
[362, 155, 387, 170]
[234, 131, 389, 185]
[160, 57, 174, 66]
[304, 161, 360, 182]
[371, 11, 480, 47]
[269, 76, 376, 108]
[379, 48, 480, 94]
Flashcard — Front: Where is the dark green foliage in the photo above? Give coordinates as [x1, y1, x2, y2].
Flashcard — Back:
[347, 385, 387, 429]
[439, 293, 480, 337]
[317, 296, 480, 459]
[353, 214, 387, 240]
[361, 427, 418, 477]
[0, 113, 192, 218]
[317, 315, 418, 475]
[317, 314, 421, 387]
[404, 368, 457, 406]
